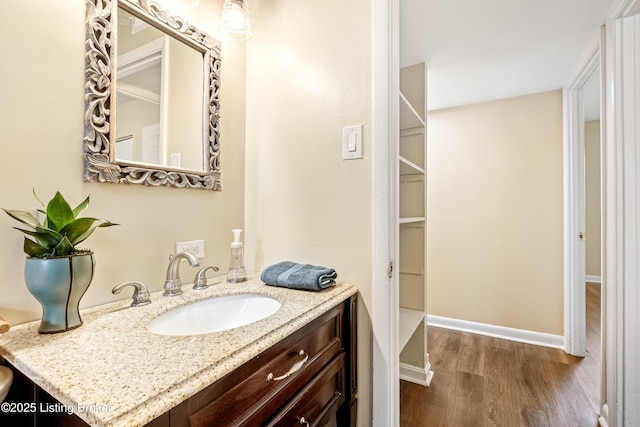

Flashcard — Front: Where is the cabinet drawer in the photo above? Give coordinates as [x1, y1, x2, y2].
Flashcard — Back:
[267, 352, 345, 427]
[185, 305, 344, 427]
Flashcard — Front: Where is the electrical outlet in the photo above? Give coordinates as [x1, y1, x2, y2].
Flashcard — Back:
[176, 239, 205, 259]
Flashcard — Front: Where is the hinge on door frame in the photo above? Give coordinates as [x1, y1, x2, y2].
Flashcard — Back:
[579, 232, 586, 241]
[387, 260, 394, 279]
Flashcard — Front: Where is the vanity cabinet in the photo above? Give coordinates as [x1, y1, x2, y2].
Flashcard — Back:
[1, 295, 357, 427]
[166, 295, 357, 427]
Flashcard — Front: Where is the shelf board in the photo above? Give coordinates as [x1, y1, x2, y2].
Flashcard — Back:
[400, 269, 424, 276]
[400, 92, 426, 130]
[399, 156, 425, 175]
[399, 308, 425, 352]
[400, 127, 424, 138]
[400, 175, 424, 184]
[399, 217, 425, 224]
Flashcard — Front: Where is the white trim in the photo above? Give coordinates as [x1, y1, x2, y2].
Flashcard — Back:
[586, 275, 603, 283]
[599, 403, 610, 427]
[371, 0, 399, 425]
[400, 361, 434, 387]
[563, 30, 601, 357]
[427, 315, 565, 349]
[602, 1, 640, 425]
[117, 37, 165, 77]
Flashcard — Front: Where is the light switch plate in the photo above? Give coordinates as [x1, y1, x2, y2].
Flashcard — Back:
[342, 125, 363, 160]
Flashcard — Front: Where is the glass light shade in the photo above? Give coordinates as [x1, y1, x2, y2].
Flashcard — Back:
[219, 0, 252, 41]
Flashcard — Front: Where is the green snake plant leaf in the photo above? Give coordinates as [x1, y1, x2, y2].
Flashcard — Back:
[53, 235, 75, 256]
[2, 209, 41, 229]
[72, 195, 90, 218]
[61, 218, 99, 246]
[23, 237, 50, 257]
[46, 192, 75, 232]
[32, 188, 46, 209]
[14, 227, 62, 251]
[67, 219, 118, 246]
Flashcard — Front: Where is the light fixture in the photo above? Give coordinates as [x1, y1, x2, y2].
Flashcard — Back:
[219, 0, 252, 41]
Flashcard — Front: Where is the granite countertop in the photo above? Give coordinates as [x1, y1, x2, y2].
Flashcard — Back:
[0, 276, 357, 427]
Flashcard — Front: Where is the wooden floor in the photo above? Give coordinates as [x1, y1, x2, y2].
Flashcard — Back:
[400, 283, 601, 427]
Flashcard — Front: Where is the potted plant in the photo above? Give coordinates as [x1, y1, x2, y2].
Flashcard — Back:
[3, 190, 117, 334]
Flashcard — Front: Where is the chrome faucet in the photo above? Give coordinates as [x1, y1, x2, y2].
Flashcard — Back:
[163, 252, 200, 296]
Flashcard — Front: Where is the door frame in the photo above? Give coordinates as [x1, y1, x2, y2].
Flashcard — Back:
[563, 30, 602, 357]
[600, 0, 640, 425]
[371, 0, 400, 425]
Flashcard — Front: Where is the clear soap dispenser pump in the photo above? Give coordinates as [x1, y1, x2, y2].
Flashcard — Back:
[226, 229, 247, 283]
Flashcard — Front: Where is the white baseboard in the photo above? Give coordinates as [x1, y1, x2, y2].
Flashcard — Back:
[427, 315, 564, 349]
[400, 360, 434, 387]
[586, 275, 602, 284]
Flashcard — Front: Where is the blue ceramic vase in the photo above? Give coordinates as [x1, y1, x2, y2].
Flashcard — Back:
[24, 253, 95, 334]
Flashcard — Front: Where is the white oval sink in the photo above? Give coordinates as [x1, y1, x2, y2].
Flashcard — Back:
[147, 294, 281, 336]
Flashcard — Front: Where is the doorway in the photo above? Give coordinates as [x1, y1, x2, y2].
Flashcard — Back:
[583, 71, 603, 401]
[563, 26, 605, 421]
[563, 30, 603, 359]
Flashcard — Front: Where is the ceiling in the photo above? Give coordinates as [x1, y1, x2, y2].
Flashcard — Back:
[400, 0, 614, 111]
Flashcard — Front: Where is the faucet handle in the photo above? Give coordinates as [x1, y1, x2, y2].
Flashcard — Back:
[193, 265, 220, 290]
[112, 281, 151, 307]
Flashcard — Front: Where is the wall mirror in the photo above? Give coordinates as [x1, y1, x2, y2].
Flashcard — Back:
[84, 0, 222, 190]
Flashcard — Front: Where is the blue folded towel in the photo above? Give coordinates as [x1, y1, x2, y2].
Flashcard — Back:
[260, 261, 337, 291]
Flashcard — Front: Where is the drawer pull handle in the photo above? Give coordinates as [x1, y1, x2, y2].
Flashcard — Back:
[298, 416, 310, 426]
[267, 350, 309, 381]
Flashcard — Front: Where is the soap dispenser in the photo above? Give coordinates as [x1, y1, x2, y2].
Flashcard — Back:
[226, 229, 248, 283]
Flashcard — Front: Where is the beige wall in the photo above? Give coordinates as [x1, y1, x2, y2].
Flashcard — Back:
[1, 0, 374, 422]
[427, 90, 564, 335]
[0, 0, 245, 322]
[585, 120, 601, 278]
[245, 0, 373, 424]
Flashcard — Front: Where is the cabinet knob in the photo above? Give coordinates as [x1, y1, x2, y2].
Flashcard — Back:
[266, 350, 308, 381]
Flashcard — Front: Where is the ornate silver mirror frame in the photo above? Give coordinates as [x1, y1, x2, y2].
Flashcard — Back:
[84, 0, 222, 190]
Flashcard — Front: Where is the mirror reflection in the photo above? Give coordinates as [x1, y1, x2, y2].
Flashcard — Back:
[116, 8, 205, 171]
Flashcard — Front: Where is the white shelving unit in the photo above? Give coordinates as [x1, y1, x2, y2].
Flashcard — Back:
[400, 156, 425, 176]
[399, 308, 425, 351]
[398, 63, 433, 386]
